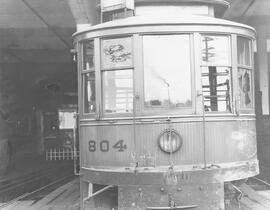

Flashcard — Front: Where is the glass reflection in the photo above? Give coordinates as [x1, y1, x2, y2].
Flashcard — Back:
[84, 72, 95, 113]
[202, 35, 230, 65]
[103, 70, 133, 113]
[143, 35, 192, 109]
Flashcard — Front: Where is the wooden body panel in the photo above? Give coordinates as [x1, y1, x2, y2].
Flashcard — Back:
[80, 117, 257, 169]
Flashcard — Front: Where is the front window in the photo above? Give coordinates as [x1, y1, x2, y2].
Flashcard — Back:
[237, 37, 253, 110]
[101, 37, 132, 69]
[201, 35, 232, 112]
[101, 37, 133, 114]
[143, 35, 192, 109]
[103, 70, 133, 113]
[202, 67, 231, 112]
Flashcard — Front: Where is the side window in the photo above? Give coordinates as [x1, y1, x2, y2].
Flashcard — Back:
[101, 37, 133, 114]
[201, 35, 232, 112]
[237, 37, 253, 110]
[82, 40, 96, 114]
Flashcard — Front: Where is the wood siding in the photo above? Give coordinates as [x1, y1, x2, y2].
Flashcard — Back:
[80, 118, 257, 168]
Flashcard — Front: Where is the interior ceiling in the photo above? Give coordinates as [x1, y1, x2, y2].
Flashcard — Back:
[224, 0, 270, 23]
[0, 0, 269, 64]
[0, 0, 75, 63]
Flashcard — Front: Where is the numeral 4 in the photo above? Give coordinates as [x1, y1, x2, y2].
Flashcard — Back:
[113, 140, 127, 152]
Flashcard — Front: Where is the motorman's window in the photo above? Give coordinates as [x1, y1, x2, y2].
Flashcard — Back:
[143, 35, 192, 109]
[201, 35, 231, 112]
[101, 37, 133, 114]
[237, 37, 253, 109]
[82, 40, 96, 114]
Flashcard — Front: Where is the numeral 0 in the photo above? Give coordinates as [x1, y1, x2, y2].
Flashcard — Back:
[100, 140, 109, 152]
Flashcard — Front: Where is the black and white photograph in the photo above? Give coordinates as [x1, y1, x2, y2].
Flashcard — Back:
[0, 0, 270, 209]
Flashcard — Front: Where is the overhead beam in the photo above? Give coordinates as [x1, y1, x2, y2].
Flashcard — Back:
[21, 0, 72, 49]
[241, 0, 256, 17]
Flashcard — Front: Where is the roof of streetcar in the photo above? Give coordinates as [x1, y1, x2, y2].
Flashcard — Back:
[73, 14, 255, 37]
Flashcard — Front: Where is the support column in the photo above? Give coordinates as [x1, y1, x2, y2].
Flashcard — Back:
[256, 26, 270, 115]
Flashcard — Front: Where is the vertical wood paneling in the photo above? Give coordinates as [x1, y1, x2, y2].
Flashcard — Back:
[205, 120, 256, 163]
[80, 119, 256, 168]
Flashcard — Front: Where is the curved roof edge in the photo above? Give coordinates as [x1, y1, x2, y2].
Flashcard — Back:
[73, 15, 255, 37]
[135, 0, 229, 6]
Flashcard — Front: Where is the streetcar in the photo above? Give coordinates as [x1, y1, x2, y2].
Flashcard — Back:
[73, 0, 258, 209]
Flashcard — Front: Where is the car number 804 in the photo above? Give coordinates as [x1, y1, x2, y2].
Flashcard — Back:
[88, 140, 127, 152]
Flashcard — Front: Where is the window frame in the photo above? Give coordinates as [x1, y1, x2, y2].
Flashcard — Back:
[82, 39, 95, 72]
[100, 35, 135, 118]
[80, 39, 99, 118]
[200, 33, 233, 114]
[78, 32, 255, 119]
[139, 33, 195, 116]
[236, 36, 255, 113]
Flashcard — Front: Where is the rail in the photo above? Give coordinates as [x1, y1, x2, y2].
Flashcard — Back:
[0, 163, 73, 204]
[0, 175, 74, 209]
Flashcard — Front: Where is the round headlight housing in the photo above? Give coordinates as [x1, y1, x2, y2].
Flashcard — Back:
[158, 129, 182, 153]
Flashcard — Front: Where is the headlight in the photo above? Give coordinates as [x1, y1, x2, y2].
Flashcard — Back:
[158, 129, 182, 153]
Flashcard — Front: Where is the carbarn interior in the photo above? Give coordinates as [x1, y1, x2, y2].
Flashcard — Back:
[1, 0, 270, 209]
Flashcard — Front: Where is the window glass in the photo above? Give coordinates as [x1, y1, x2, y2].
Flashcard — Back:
[102, 37, 132, 69]
[202, 35, 230, 65]
[83, 40, 94, 70]
[237, 37, 251, 66]
[143, 35, 192, 109]
[202, 67, 231, 112]
[84, 72, 96, 113]
[238, 68, 252, 109]
[59, 111, 76, 129]
[103, 70, 133, 113]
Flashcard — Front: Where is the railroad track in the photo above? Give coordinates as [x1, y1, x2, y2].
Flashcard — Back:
[0, 175, 75, 209]
[0, 163, 73, 204]
[237, 176, 270, 210]
[247, 176, 270, 191]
